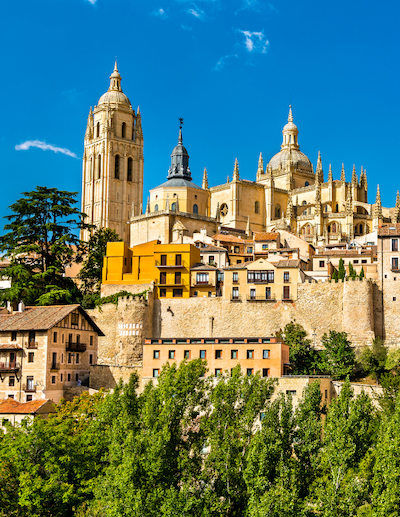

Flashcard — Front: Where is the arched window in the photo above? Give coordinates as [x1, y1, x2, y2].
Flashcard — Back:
[171, 202, 177, 211]
[122, 122, 126, 138]
[193, 204, 198, 214]
[328, 225, 331, 233]
[332, 223, 337, 233]
[154, 204, 159, 212]
[275, 204, 281, 218]
[115, 155, 120, 179]
[255, 201, 260, 214]
[335, 204, 339, 213]
[96, 122, 100, 138]
[305, 181, 309, 187]
[88, 157, 92, 182]
[97, 155, 101, 179]
[325, 205, 328, 212]
[307, 224, 312, 235]
[127, 157, 133, 182]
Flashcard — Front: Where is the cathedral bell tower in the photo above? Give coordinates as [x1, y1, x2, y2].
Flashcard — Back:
[81, 62, 144, 243]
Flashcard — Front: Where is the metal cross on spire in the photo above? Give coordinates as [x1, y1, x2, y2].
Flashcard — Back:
[178, 117, 184, 129]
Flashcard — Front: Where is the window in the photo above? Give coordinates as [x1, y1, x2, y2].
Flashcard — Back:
[215, 368, 221, 376]
[247, 350, 254, 359]
[160, 272, 167, 284]
[184, 350, 190, 360]
[286, 390, 297, 396]
[90, 336, 93, 346]
[353, 260, 359, 264]
[319, 261, 325, 268]
[208, 256, 215, 264]
[153, 369, 159, 378]
[193, 204, 198, 214]
[96, 122, 100, 138]
[361, 259, 367, 264]
[283, 272, 290, 283]
[265, 287, 271, 299]
[196, 273, 209, 284]
[76, 374, 79, 382]
[28, 352, 34, 363]
[29, 330, 36, 347]
[247, 368, 253, 376]
[176, 254, 182, 266]
[233, 272, 239, 283]
[97, 154, 101, 179]
[275, 204, 281, 218]
[51, 376, 56, 384]
[154, 350, 160, 359]
[392, 239, 399, 252]
[392, 257, 399, 270]
[305, 181, 309, 187]
[263, 350, 270, 359]
[215, 350, 222, 359]
[262, 244, 268, 250]
[325, 390, 328, 399]
[26, 376, 34, 391]
[76, 353, 80, 364]
[154, 204, 158, 212]
[161, 254, 167, 265]
[11, 331, 17, 341]
[160, 289, 166, 297]
[394, 297, 397, 302]
[234, 246, 240, 253]
[232, 287, 239, 299]
[250, 288, 256, 300]
[67, 373, 71, 382]
[71, 313, 79, 328]
[26, 395, 33, 402]
[255, 201, 260, 214]
[68, 353, 72, 364]
[229, 350, 238, 359]
[115, 155, 120, 179]
[173, 289, 183, 297]
[9, 376, 15, 387]
[127, 157, 133, 181]
[247, 247, 253, 254]
[237, 260, 242, 264]
[121, 122, 126, 138]
[175, 272, 182, 284]
[200, 350, 206, 359]
[168, 350, 175, 359]
[89, 354, 93, 365]
[7, 395, 14, 400]
[262, 368, 269, 377]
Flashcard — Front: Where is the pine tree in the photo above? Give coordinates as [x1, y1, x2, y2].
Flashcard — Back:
[338, 258, 346, 281]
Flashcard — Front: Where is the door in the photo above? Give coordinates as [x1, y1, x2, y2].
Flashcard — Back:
[9, 352, 15, 367]
[283, 286, 290, 300]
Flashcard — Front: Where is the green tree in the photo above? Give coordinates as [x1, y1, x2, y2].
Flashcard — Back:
[338, 257, 346, 281]
[358, 338, 388, 383]
[0, 187, 90, 305]
[332, 269, 339, 282]
[78, 227, 120, 305]
[359, 266, 365, 280]
[321, 330, 355, 379]
[278, 321, 319, 375]
[376, 373, 400, 414]
[348, 263, 357, 280]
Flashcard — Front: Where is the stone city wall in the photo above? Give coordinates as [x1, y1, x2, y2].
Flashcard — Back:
[90, 364, 143, 391]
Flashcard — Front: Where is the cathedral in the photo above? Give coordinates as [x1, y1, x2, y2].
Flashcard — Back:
[82, 64, 396, 247]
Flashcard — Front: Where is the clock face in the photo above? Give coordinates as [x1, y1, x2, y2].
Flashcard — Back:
[220, 203, 229, 216]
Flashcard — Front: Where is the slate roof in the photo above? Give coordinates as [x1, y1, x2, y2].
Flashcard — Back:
[0, 399, 55, 414]
[0, 305, 104, 336]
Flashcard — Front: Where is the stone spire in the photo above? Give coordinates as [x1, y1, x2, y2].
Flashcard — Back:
[109, 60, 122, 91]
[232, 158, 240, 181]
[85, 107, 93, 139]
[256, 152, 264, 180]
[328, 164, 333, 182]
[316, 151, 323, 183]
[226, 175, 230, 184]
[167, 120, 191, 180]
[374, 185, 382, 219]
[352, 164, 358, 185]
[202, 167, 209, 189]
[346, 184, 353, 215]
[341, 163, 345, 182]
[281, 105, 300, 150]
[286, 194, 294, 221]
[146, 197, 150, 214]
[215, 202, 220, 223]
[135, 107, 143, 139]
[392, 191, 400, 223]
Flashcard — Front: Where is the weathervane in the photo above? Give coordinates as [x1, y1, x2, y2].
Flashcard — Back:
[178, 117, 184, 129]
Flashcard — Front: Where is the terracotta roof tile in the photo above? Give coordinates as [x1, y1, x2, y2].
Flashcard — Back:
[223, 262, 253, 270]
[0, 343, 22, 350]
[253, 232, 279, 241]
[275, 259, 301, 268]
[191, 263, 219, 271]
[201, 245, 228, 252]
[378, 223, 400, 236]
[212, 234, 253, 244]
[0, 399, 54, 414]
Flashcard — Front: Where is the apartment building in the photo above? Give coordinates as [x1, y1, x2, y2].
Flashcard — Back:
[0, 305, 103, 403]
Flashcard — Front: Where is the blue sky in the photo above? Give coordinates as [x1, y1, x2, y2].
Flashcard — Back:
[1, 0, 400, 227]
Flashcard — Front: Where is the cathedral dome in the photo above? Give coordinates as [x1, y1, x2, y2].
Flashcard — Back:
[97, 61, 131, 107]
[268, 149, 312, 172]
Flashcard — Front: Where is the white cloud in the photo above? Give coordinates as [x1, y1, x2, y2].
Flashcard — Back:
[152, 7, 167, 18]
[87, 0, 97, 4]
[181, 24, 193, 30]
[15, 140, 78, 159]
[187, 5, 205, 19]
[214, 54, 238, 71]
[238, 30, 269, 53]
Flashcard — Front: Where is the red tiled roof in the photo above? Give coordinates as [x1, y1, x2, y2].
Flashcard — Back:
[201, 245, 228, 252]
[0, 344, 22, 350]
[378, 223, 400, 236]
[212, 234, 253, 244]
[275, 260, 301, 268]
[0, 399, 54, 414]
[253, 232, 279, 241]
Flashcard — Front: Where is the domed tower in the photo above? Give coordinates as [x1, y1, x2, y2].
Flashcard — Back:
[81, 62, 144, 243]
[261, 106, 314, 190]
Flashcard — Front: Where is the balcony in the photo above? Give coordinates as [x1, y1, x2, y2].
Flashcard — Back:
[246, 295, 276, 302]
[155, 260, 188, 268]
[282, 296, 293, 302]
[0, 362, 20, 371]
[66, 342, 87, 352]
[22, 384, 36, 393]
[27, 341, 38, 349]
[156, 280, 187, 287]
[193, 281, 212, 287]
[230, 295, 242, 302]
[247, 279, 275, 284]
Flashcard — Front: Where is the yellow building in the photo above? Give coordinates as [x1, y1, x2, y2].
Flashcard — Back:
[102, 241, 202, 298]
[223, 257, 305, 302]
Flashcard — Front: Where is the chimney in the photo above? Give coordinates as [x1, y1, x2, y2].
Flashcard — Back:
[18, 300, 25, 313]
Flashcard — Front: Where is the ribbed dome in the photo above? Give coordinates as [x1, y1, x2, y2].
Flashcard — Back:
[268, 149, 312, 172]
[98, 90, 131, 106]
